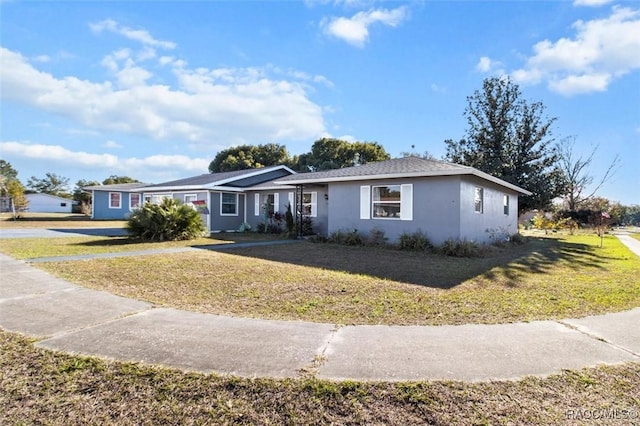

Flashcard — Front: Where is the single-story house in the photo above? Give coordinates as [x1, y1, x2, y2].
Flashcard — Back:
[25, 193, 76, 213]
[87, 157, 531, 244]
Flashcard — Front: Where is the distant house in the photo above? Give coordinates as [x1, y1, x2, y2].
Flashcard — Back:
[25, 193, 76, 213]
[87, 158, 531, 244]
[85, 167, 297, 231]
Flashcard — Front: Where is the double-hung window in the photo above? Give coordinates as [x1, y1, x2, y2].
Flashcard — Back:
[301, 192, 317, 217]
[220, 193, 238, 215]
[130, 193, 141, 209]
[109, 192, 121, 209]
[361, 184, 412, 220]
[372, 185, 401, 218]
[503, 195, 510, 215]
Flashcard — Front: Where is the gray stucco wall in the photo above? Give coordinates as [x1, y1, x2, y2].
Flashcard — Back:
[458, 176, 519, 243]
[327, 177, 463, 245]
[209, 192, 245, 232]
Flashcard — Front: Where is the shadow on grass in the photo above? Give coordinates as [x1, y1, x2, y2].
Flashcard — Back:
[195, 236, 608, 289]
[50, 228, 129, 237]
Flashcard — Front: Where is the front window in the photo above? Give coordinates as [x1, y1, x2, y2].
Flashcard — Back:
[130, 193, 141, 209]
[474, 187, 484, 213]
[184, 194, 197, 205]
[372, 185, 401, 219]
[109, 192, 121, 209]
[503, 195, 509, 215]
[301, 192, 317, 217]
[221, 193, 238, 215]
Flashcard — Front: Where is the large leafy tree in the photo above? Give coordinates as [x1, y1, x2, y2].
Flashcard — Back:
[27, 172, 71, 198]
[445, 77, 562, 213]
[103, 175, 140, 185]
[209, 143, 292, 173]
[73, 179, 101, 205]
[296, 138, 390, 171]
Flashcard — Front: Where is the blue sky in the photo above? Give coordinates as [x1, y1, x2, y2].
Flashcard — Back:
[1, 0, 638, 205]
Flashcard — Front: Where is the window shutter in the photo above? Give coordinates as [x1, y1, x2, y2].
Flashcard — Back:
[400, 184, 413, 221]
[273, 193, 279, 212]
[360, 186, 370, 220]
[288, 192, 294, 209]
[311, 192, 317, 217]
[254, 193, 260, 216]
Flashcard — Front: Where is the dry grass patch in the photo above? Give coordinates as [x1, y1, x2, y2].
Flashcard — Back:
[37, 234, 640, 325]
[0, 213, 126, 229]
[1, 331, 639, 425]
[0, 236, 234, 259]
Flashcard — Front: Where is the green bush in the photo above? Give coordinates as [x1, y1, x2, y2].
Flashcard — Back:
[398, 230, 431, 251]
[367, 227, 388, 247]
[126, 198, 206, 241]
[437, 238, 484, 258]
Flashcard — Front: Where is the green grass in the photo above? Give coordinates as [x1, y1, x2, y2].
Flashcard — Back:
[27, 233, 640, 326]
[0, 236, 233, 259]
[2, 331, 638, 425]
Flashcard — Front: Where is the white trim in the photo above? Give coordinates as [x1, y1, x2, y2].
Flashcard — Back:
[184, 193, 197, 204]
[220, 192, 239, 216]
[210, 165, 296, 187]
[108, 192, 121, 209]
[360, 186, 370, 220]
[503, 194, 510, 215]
[243, 193, 247, 224]
[400, 184, 413, 221]
[254, 193, 260, 216]
[288, 192, 294, 208]
[273, 193, 280, 212]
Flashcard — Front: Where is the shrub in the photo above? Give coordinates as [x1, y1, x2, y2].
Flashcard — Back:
[509, 232, 527, 245]
[238, 222, 252, 232]
[437, 238, 484, 258]
[398, 230, 431, 251]
[126, 198, 206, 241]
[300, 216, 314, 236]
[328, 229, 363, 245]
[285, 203, 295, 237]
[367, 227, 388, 247]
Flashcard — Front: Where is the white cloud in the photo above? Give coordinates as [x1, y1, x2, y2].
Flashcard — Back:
[0, 46, 327, 146]
[32, 55, 50, 63]
[430, 83, 447, 94]
[512, 6, 640, 95]
[103, 140, 123, 149]
[321, 6, 408, 47]
[89, 19, 176, 50]
[0, 141, 210, 175]
[574, 0, 613, 7]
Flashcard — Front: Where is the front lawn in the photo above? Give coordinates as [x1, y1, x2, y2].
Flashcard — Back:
[1, 331, 638, 425]
[30, 234, 640, 326]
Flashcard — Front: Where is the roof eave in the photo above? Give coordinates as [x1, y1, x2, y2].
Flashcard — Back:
[276, 169, 532, 195]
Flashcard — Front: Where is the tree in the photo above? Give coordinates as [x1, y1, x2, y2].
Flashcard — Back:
[400, 146, 437, 160]
[0, 160, 18, 181]
[0, 160, 28, 216]
[296, 138, 390, 171]
[27, 173, 71, 198]
[73, 179, 101, 206]
[445, 77, 562, 213]
[103, 175, 140, 185]
[556, 136, 620, 212]
[209, 143, 292, 173]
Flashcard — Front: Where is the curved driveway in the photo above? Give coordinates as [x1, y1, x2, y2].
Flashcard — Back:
[1, 231, 639, 382]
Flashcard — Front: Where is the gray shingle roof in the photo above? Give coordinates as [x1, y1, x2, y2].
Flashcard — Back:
[276, 157, 532, 195]
[278, 157, 469, 182]
[144, 169, 259, 188]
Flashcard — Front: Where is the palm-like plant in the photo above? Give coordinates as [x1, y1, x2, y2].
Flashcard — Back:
[126, 198, 206, 241]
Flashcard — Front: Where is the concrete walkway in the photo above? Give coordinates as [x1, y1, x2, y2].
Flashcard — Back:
[1, 249, 639, 382]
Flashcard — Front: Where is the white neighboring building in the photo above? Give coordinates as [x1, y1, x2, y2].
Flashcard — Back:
[25, 193, 75, 213]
